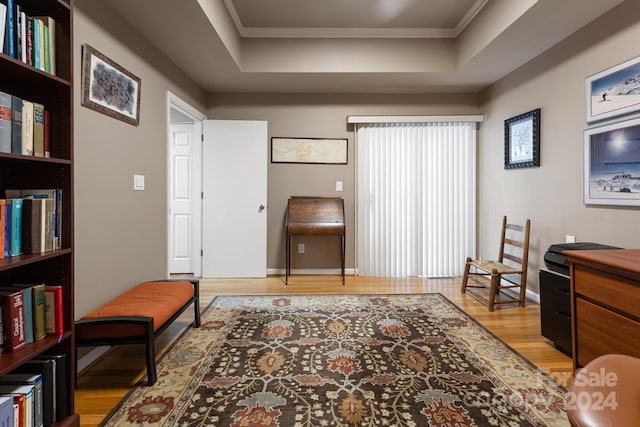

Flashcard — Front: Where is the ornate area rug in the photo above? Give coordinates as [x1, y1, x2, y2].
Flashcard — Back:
[101, 294, 569, 426]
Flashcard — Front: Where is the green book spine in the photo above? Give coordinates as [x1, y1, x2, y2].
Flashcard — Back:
[33, 103, 45, 157]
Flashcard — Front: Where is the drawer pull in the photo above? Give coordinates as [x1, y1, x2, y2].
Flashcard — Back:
[554, 311, 571, 320]
[553, 288, 570, 295]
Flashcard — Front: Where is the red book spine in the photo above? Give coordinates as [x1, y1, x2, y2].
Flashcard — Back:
[45, 286, 64, 336]
[0, 291, 26, 352]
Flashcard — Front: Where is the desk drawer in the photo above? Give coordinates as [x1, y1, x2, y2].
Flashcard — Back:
[574, 266, 640, 319]
[576, 298, 640, 367]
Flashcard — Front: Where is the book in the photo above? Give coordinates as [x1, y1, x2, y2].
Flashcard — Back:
[14, 3, 20, 62]
[4, 189, 61, 250]
[32, 103, 44, 157]
[44, 286, 62, 336]
[35, 354, 67, 422]
[10, 95, 21, 154]
[18, 8, 25, 63]
[2, 393, 24, 427]
[32, 17, 41, 71]
[0, 200, 5, 258]
[0, 374, 43, 427]
[0, 4, 6, 54]
[25, 16, 33, 66]
[0, 287, 32, 344]
[20, 198, 44, 254]
[0, 385, 32, 427]
[3, 202, 10, 258]
[21, 100, 33, 156]
[12, 358, 54, 426]
[9, 198, 22, 257]
[11, 284, 46, 341]
[0, 91, 11, 154]
[0, 395, 12, 427]
[32, 17, 55, 75]
[43, 199, 53, 252]
[4, 0, 15, 58]
[0, 289, 25, 352]
[43, 111, 49, 158]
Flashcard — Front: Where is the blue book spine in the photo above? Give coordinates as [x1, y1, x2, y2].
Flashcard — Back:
[0, 395, 13, 427]
[33, 18, 40, 69]
[11, 95, 22, 154]
[5, 0, 15, 58]
[10, 198, 22, 256]
[20, 288, 33, 344]
[4, 203, 11, 258]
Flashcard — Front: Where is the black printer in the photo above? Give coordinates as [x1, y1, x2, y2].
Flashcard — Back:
[544, 242, 622, 276]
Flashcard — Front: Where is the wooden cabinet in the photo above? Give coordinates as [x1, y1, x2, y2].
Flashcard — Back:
[566, 249, 640, 371]
[0, 0, 78, 425]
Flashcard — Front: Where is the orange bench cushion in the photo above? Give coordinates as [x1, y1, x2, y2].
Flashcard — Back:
[78, 281, 195, 339]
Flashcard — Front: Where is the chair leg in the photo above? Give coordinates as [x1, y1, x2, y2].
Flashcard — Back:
[461, 257, 472, 293]
[519, 277, 527, 307]
[488, 270, 500, 312]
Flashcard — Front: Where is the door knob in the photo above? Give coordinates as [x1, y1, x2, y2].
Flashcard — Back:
[259, 204, 266, 212]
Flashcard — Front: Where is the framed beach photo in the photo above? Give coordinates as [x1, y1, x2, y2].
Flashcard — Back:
[504, 109, 540, 169]
[584, 117, 640, 206]
[81, 44, 141, 126]
[585, 55, 640, 123]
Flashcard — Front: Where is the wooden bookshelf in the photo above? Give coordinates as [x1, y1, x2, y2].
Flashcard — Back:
[0, 0, 77, 425]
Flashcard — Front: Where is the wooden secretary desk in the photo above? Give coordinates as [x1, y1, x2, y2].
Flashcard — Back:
[565, 249, 640, 370]
[285, 197, 345, 285]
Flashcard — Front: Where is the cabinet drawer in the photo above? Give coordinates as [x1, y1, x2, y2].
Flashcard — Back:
[576, 298, 640, 367]
[574, 266, 640, 319]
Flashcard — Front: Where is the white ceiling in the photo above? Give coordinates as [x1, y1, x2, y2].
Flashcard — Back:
[102, 0, 625, 94]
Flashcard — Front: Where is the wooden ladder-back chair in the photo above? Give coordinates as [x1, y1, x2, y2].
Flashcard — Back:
[461, 216, 531, 311]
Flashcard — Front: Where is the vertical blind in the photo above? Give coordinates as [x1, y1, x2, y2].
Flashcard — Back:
[356, 121, 476, 277]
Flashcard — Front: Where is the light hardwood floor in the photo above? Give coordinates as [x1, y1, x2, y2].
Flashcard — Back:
[74, 275, 573, 426]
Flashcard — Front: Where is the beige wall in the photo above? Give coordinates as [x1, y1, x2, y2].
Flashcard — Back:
[478, 1, 640, 293]
[74, 1, 207, 317]
[208, 94, 481, 272]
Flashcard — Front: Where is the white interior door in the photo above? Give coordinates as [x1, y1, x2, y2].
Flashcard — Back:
[202, 120, 268, 278]
[169, 123, 197, 273]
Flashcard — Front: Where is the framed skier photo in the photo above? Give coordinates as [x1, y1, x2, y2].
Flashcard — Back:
[586, 55, 640, 124]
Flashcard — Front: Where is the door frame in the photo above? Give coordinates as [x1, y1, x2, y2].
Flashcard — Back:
[167, 91, 207, 277]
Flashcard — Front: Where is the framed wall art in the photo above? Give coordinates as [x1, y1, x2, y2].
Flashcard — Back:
[585, 54, 640, 123]
[271, 137, 348, 164]
[81, 44, 141, 126]
[584, 116, 640, 206]
[504, 108, 540, 169]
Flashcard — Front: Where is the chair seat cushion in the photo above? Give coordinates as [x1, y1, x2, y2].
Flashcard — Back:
[81, 281, 195, 332]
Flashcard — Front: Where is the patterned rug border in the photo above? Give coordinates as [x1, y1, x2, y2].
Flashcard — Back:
[98, 293, 568, 426]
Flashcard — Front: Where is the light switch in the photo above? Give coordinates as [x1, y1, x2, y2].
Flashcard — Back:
[134, 174, 145, 191]
[336, 181, 343, 192]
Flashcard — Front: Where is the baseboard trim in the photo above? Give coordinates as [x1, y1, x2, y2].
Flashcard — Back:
[77, 346, 112, 374]
[267, 268, 356, 276]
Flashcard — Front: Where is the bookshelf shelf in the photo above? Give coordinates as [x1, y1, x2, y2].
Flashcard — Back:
[0, 0, 77, 425]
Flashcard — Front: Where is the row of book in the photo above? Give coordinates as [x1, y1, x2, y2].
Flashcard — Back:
[0, 189, 62, 258]
[0, 283, 63, 354]
[0, 90, 50, 157]
[0, 0, 57, 75]
[0, 353, 68, 427]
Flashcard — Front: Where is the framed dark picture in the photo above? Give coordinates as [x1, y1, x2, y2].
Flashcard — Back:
[81, 44, 141, 126]
[585, 55, 640, 123]
[504, 108, 540, 169]
[584, 117, 640, 206]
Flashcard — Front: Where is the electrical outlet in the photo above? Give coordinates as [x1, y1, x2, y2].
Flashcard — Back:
[336, 181, 343, 192]
[565, 235, 576, 243]
[298, 243, 305, 254]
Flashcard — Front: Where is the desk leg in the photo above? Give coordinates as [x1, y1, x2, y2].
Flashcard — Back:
[341, 235, 345, 285]
[285, 233, 290, 285]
